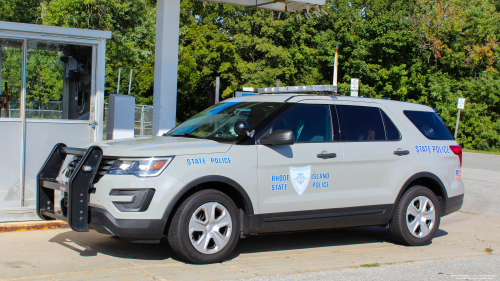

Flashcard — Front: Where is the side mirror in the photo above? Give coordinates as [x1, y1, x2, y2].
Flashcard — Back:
[259, 130, 295, 146]
[234, 120, 254, 137]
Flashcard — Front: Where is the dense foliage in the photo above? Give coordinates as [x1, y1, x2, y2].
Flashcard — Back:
[1, 0, 499, 150]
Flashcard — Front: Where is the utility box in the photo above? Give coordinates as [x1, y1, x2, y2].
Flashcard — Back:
[106, 94, 135, 140]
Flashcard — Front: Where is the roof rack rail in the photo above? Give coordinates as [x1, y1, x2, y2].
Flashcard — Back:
[258, 85, 338, 95]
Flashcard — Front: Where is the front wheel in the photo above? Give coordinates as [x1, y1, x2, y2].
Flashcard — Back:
[167, 189, 239, 264]
[389, 185, 441, 246]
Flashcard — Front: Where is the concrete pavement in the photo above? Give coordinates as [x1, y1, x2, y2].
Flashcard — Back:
[0, 152, 498, 281]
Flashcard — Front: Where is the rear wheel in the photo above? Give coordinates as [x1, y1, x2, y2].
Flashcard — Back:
[167, 189, 239, 264]
[389, 185, 441, 246]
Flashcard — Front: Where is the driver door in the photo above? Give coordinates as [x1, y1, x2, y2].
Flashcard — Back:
[256, 103, 342, 232]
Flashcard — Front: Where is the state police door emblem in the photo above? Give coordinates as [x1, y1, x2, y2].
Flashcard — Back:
[289, 166, 311, 196]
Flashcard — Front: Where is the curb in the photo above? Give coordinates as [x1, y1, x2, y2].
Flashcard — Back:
[0, 220, 69, 233]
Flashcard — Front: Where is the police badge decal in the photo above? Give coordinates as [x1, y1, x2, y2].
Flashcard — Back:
[289, 166, 311, 196]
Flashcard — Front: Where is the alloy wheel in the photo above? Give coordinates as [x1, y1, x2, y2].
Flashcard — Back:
[406, 195, 436, 238]
[188, 202, 233, 254]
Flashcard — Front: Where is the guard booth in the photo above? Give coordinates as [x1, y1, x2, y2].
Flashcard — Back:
[0, 22, 111, 222]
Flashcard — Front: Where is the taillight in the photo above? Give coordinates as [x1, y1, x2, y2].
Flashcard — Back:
[449, 145, 462, 167]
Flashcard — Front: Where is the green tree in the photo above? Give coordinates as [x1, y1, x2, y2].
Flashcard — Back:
[0, 0, 40, 24]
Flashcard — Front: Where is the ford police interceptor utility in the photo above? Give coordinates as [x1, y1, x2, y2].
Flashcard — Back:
[37, 85, 464, 264]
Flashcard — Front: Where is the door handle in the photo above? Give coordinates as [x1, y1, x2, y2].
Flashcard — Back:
[393, 150, 410, 156]
[317, 153, 337, 159]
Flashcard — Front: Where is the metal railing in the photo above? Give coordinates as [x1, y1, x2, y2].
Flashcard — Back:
[2, 102, 154, 138]
[1, 101, 63, 119]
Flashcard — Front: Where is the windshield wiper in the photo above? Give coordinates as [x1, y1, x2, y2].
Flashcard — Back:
[171, 133, 207, 139]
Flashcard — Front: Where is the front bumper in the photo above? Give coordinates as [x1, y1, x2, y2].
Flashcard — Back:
[89, 207, 166, 242]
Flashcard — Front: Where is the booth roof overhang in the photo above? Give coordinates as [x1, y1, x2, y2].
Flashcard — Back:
[207, 0, 326, 12]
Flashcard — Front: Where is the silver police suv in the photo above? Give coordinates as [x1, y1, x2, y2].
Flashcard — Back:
[37, 85, 464, 264]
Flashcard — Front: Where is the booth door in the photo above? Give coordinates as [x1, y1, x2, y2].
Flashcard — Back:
[0, 38, 24, 210]
[22, 41, 95, 207]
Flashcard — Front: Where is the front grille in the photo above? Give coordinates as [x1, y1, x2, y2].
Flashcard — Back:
[64, 156, 82, 178]
[94, 157, 117, 183]
[63, 155, 116, 183]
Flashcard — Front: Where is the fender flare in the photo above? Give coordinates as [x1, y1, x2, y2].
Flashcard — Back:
[161, 175, 255, 223]
[390, 172, 449, 219]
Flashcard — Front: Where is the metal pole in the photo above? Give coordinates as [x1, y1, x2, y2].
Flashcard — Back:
[0, 48, 3, 98]
[95, 40, 108, 142]
[215, 77, 220, 104]
[140, 105, 145, 137]
[128, 69, 133, 96]
[117, 68, 121, 95]
[152, 0, 181, 136]
[333, 44, 339, 86]
[5, 82, 9, 118]
[454, 109, 461, 139]
[276, 79, 280, 87]
[20, 39, 27, 207]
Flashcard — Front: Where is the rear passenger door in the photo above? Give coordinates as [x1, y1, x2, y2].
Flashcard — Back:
[334, 102, 418, 224]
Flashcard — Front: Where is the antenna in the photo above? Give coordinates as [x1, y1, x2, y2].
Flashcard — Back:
[116, 68, 121, 95]
[333, 44, 339, 86]
[128, 69, 133, 96]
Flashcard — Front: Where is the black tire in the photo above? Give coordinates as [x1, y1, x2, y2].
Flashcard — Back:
[167, 189, 240, 264]
[389, 185, 441, 246]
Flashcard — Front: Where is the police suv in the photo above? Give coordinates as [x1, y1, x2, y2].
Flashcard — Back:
[37, 85, 464, 264]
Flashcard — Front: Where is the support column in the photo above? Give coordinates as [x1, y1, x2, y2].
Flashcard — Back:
[153, 0, 180, 136]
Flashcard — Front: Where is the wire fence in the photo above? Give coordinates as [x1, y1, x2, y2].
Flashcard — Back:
[2, 101, 154, 138]
[134, 105, 154, 137]
[1, 101, 63, 119]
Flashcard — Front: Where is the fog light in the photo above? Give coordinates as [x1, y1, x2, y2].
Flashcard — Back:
[110, 189, 155, 212]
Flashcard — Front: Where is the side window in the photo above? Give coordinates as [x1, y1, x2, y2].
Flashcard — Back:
[404, 110, 454, 140]
[272, 104, 333, 142]
[337, 105, 386, 141]
[381, 110, 401, 140]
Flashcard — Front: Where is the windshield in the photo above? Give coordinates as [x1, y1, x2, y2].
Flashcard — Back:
[167, 102, 283, 142]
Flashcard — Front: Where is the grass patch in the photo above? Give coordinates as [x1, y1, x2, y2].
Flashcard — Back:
[463, 149, 500, 155]
[404, 260, 414, 263]
[485, 248, 493, 253]
[384, 262, 396, 265]
[360, 263, 380, 267]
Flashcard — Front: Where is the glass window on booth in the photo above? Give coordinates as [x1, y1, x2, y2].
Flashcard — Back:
[26, 41, 93, 120]
[0, 38, 23, 118]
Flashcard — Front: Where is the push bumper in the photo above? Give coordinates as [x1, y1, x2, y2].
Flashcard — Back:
[37, 143, 167, 242]
[37, 143, 103, 232]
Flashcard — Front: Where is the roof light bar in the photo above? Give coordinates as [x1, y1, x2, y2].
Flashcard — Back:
[258, 85, 337, 94]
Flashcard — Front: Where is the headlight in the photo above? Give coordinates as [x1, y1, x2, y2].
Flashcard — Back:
[109, 157, 173, 177]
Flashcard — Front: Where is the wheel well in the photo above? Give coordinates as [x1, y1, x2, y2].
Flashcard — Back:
[402, 177, 447, 215]
[164, 181, 250, 235]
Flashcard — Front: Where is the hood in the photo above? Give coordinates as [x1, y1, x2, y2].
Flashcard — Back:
[91, 136, 232, 157]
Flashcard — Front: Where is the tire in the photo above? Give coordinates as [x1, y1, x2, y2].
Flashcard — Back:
[167, 189, 240, 264]
[389, 185, 441, 246]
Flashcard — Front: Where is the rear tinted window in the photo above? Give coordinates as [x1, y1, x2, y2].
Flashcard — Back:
[404, 110, 454, 140]
[337, 105, 386, 141]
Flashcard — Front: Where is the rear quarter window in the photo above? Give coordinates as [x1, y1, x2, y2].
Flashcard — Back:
[404, 110, 454, 140]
